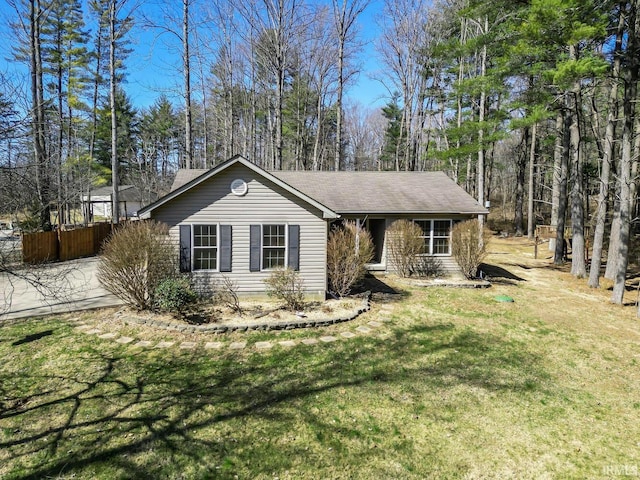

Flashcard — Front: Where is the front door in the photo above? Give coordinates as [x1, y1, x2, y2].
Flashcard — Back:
[367, 219, 386, 264]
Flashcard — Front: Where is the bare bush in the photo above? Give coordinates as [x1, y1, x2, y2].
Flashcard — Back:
[452, 219, 490, 279]
[264, 267, 305, 311]
[386, 219, 425, 277]
[214, 275, 243, 315]
[97, 220, 178, 310]
[327, 221, 374, 297]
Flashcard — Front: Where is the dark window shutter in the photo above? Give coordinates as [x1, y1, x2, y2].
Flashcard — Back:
[249, 225, 261, 272]
[288, 224, 300, 271]
[179, 224, 191, 272]
[220, 225, 232, 272]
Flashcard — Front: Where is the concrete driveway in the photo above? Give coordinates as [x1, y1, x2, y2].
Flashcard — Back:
[0, 256, 122, 320]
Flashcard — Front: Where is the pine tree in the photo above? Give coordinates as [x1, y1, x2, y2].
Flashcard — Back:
[41, 0, 92, 225]
[94, 88, 137, 173]
[379, 95, 405, 171]
[512, 0, 608, 270]
[139, 95, 179, 177]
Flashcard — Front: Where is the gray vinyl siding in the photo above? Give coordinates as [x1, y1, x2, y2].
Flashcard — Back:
[151, 163, 328, 297]
[341, 214, 476, 276]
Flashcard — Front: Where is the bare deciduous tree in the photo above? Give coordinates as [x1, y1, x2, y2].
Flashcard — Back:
[234, 0, 310, 170]
[331, 0, 369, 171]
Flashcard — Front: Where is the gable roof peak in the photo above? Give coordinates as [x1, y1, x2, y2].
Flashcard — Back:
[138, 156, 339, 219]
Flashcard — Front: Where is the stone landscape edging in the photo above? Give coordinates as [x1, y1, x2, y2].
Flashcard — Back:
[121, 291, 372, 334]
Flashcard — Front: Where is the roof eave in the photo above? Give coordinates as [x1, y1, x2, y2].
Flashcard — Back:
[336, 210, 489, 216]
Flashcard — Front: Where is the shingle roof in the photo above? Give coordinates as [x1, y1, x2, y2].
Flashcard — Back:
[272, 171, 487, 215]
[87, 185, 149, 203]
[170, 170, 206, 191]
[169, 166, 487, 215]
[91, 185, 135, 196]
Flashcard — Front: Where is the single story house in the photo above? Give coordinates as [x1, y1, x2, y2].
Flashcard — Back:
[82, 185, 149, 220]
[137, 155, 488, 298]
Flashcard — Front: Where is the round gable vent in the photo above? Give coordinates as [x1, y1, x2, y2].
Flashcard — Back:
[230, 178, 248, 196]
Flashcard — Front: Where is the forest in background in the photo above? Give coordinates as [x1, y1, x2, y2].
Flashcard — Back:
[1, 0, 639, 306]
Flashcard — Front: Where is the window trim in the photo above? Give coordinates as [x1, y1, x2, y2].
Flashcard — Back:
[260, 223, 288, 271]
[192, 223, 220, 271]
[413, 219, 452, 256]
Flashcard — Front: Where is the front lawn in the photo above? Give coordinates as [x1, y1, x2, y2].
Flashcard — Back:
[1, 237, 639, 479]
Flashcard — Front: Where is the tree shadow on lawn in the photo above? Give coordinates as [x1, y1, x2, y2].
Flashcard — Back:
[0, 321, 549, 479]
[354, 273, 410, 304]
[11, 329, 54, 346]
[479, 263, 527, 283]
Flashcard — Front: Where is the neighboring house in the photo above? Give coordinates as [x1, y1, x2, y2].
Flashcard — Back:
[82, 185, 148, 220]
[137, 155, 488, 298]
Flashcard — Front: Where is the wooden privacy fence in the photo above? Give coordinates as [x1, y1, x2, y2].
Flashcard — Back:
[22, 223, 115, 264]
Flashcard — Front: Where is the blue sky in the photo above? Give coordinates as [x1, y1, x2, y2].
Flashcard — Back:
[0, 0, 389, 112]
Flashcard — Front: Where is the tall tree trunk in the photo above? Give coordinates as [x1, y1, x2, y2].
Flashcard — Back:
[30, 0, 51, 231]
[569, 46, 586, 277]
[395, 115, 404, 171]
[89, 12, 103, 167]
[109, 0, 119, 224]
[457, 17, 466, 188]
[549, 111, 563, 251]
[250, 30, 258, 165]
[632, 127, 639, 307]
[554, 107, 571, 264]
[56, 28, 64, 229]
[312, 91, 323, 171]
[198, 56, 210, 167]
[403, 90, 412, 172]
[611, 95, 635, 303]
[477, 17, 488, 239]
[275, 64, 284, 170]
[335, 36, 344, 171]
[612, 1, 639, 304]
[631, 113, 640, 229]
[589, 6, 624, 287]
[86, 27, 102, 225]
[605, 199, 621, 279]
[527, 122, 537, 239]
[183, 0, 193, 169]
[515, 130, 526, 237]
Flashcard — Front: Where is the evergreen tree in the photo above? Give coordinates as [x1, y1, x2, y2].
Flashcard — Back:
[380, 95, 405, 171]
[139, 95, 179, 177]
[94, 88, 137, 174]
[41, 0, 92, 224]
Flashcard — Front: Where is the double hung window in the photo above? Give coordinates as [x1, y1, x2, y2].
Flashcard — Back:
[193, 224, 218, 270]
[262, 224, 286, 269]
[413, 219, 452, 255]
